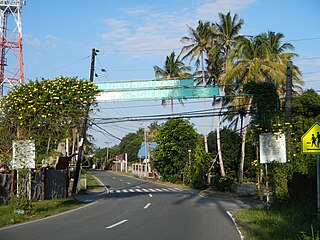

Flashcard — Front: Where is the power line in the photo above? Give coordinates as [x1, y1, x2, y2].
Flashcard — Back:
[91, 122, 122, 141]
[97, 99, 216, 110]
[295, 56, 320, 61]
[97, 37, 320, 54]
[92, 106, 251, 125]
[286, 37, 320, 42]
[42, 55, 90, 76]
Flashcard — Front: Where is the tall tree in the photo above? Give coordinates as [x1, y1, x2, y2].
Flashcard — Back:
[1, 76, 99, 161]
[153, 51, 191, 114]
[152, 118, 198, 183]
[180, 20, 214, 153]
[260, 31, 303, 97]
[229, 32, 301, 183]
[213, 12, 244, 177]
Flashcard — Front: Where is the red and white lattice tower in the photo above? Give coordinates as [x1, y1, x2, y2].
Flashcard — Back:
[0, 0, 25, 96]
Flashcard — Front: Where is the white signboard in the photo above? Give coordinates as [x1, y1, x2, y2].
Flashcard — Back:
[259, 133, 287, 164]
[12, 140, 36, 169]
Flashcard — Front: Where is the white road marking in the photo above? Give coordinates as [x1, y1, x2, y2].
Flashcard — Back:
[155, 188, 162, 192]
[226, 211, 244, 240]
[119, 179, 123, 182]
[149, 194, 153, 198]
[144, 203, 151, 209]
[142, 189, 149, 192]
[148, 188, 156, 192]
[136, 186, 141, 188]
[136, 189, 143, 192]
[129, 189, 135, 192]
[112, 177, 116, 179]
[127, 182, 131, 185]
[123, 189, 128, 193]
[116, 190, 121, 193]
[105, 219, 128, 229]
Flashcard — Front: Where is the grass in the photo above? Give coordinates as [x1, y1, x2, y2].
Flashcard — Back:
[80, 169, 105, 193]
[0, 170, 101, 228]
[0, 198, 84, 228]
[233, 201, 320, 240]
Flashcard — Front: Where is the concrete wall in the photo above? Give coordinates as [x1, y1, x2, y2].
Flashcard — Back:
[230, 183, 256, 196]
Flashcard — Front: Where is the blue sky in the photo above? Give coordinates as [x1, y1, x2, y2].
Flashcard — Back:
[18, 0, 320, 148]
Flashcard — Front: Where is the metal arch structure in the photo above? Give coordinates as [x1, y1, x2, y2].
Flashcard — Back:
[0, 0, 25, 96]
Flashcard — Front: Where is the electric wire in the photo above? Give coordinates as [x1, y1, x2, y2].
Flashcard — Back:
[42, 55, 91, 76]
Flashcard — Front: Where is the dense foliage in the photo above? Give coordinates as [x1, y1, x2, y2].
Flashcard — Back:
[207, 128, 255, 181]
[0, 76, 99, 162]
[152, 118, 199, 183]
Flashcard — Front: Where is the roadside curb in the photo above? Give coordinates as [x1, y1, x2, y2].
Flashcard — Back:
[226, 211, 244, 240]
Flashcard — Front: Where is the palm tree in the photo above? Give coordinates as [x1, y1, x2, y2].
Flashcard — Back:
[213, 12, 244, 177]
[260, 31, 303, 97]
[153, 51, 191, 114]
[180, 20, 214, 153]
[229, 33, 301, 183]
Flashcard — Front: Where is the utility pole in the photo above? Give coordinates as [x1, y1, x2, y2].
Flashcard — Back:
[285, 61, 292, 123]
[285, 61, 293, 164]
[71, 48, 97, 196]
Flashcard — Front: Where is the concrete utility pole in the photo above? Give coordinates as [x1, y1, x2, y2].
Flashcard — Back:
[71, 48, 97, 196]
[284, 61, 293, 164]
[285, 61, 293, 123]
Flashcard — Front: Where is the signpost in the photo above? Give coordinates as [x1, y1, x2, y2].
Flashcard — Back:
[96, 86, 220, 102]
[301, 123, 320, 211]
[259, 133, 287, 204]
[259, 133, 287, 164]
[95, 78, 220, 102]
[96, 78, 194, 91]
[12, 140, 36, 169]
[301, 123, 320, 153]
[12, 140, 36, 200]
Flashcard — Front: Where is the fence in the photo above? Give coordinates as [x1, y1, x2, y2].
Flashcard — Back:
[0, 169, 69, 204]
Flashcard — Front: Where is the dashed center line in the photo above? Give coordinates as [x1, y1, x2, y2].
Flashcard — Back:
[105, 219, 128, 229]
[127, 182, 131, 185]
[144, 203, 151, 209]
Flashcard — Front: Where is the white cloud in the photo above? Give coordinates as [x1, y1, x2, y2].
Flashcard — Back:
[99, 19, 131, 42]
[24, 34, 42, 47]
[197, 0, 256, 21]
[98, 0, 256, 59]
[24, 34, 66, 49]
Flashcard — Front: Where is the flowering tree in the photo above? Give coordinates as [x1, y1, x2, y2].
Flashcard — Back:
[1, 76, 99, 161]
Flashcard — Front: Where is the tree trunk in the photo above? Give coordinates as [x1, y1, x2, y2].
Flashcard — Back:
[239, 97, 253, 184]
[201, 52, 208, 153]
[217, 102, 226, 177]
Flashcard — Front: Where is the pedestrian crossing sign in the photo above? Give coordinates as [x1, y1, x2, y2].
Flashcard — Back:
[301, 123, 320, 154]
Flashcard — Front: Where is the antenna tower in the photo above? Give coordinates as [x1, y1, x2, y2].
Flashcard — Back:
[0, 0, 25, 96]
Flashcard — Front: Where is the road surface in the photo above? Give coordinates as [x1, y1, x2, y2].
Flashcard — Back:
[0, 170, 244, 240]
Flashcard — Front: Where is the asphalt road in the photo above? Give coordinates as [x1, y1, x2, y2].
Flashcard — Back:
[0, 170, 244, 240]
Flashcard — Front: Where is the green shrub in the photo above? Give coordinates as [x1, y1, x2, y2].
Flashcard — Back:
[211, 175, 235, 191]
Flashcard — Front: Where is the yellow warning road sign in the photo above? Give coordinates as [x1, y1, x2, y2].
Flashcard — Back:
[301, 123, 320, 154]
